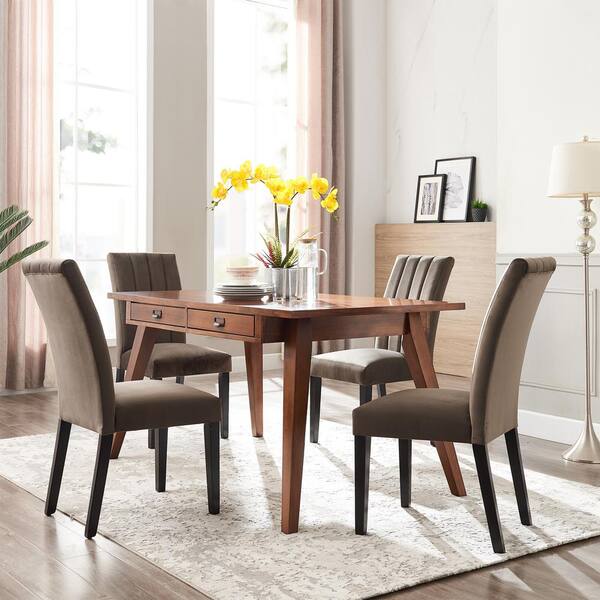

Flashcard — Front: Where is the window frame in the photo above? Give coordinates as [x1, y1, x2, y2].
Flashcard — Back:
[53, 0, 153, 342]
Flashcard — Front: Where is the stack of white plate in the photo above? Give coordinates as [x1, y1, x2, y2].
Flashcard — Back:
[214, 283, 273, 299]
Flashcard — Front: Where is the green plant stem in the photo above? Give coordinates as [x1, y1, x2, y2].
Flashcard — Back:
[274, 204, 279, 241]
[285, 206, 291, 254]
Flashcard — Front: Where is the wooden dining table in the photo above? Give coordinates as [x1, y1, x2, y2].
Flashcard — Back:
[107, 291, 467, 534]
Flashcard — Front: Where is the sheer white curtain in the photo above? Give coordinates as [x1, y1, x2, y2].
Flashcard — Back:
[296, 0, 346, 351]
[1, 0, 53, 389]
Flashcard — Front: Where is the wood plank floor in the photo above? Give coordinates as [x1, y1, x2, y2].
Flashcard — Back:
[0, 371, 599, 599]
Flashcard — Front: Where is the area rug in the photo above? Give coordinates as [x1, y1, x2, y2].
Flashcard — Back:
[0, 383, 599, 600]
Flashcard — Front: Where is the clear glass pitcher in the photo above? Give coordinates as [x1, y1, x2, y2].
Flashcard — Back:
[297, 238, 328, 301]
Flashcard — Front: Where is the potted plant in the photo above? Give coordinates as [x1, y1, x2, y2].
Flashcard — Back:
[210, 161, 339, 298]
[0, 205, 48, 273]
[470, 199, 488, 222]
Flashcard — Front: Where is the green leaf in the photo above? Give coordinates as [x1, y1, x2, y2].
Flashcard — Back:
[0, 215, 32, 255]
[0, 241, 49, 274]
[0, 207, 29, 236]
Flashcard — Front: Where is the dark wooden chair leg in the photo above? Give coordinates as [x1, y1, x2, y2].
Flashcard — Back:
[359, 384, 373, 405]
[204, 422, 220, 514]
[45, 419, 72, 516]
[148, 377, 162, 449]
[219, 372, 230, 439]
[309, 376, 322, 443]
[155, 428, 168, 492]
[377, 383, 387, 398]
[85, 434, 113, 539]
[115, 368, 125, 383]
[355, 435, 371, 534]
[399, 439, 412, 507]
[473, 444, 505, 553]
[505, 428, 532, 526]
[175, 375, 185, 384]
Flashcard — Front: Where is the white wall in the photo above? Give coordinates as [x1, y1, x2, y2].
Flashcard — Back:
[344, 0, 387, 296]
[386, 0, 497, 223]
[384, 0, 600, 442]
[152, 0, 209, 290]
[497, 0, 600, 253]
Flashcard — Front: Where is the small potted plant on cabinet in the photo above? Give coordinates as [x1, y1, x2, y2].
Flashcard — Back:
[470, 199, 488, 222]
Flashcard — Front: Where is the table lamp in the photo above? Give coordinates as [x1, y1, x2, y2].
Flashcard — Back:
[547, 136, 600, 463]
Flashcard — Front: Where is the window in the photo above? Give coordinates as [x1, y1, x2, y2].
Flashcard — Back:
[212, 0, 293, 283]
[55, 0, 148, 339]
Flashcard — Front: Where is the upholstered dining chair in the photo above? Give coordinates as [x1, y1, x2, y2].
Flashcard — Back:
[108, 253, 232, 445]
[23, 259, 221, 539]
[352, 257, 556, 553]
[309, 255, 455, 443]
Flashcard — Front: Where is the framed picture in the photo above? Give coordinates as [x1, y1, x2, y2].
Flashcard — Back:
[435, 156, 476, 222]
[414, 174, 446, 223]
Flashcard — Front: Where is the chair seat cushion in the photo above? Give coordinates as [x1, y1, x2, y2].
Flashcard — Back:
[310, 348, 412, 385]
[352, 388, 472, 443]
[114, 380, 220, 431]
[120, 343, 232, 379]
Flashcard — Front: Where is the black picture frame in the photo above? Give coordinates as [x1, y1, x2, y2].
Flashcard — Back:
[434, 156, 476, 222]
[414, 174, 446, 223]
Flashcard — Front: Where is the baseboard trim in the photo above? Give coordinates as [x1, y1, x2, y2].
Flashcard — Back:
[518, 408, 600, 445]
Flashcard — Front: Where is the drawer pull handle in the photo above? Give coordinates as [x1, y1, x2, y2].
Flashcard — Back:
[213, 317, 225, 328]
[152, 309, 162, 319]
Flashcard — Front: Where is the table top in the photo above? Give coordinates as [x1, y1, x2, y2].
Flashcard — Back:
[108, 290, 465, 319]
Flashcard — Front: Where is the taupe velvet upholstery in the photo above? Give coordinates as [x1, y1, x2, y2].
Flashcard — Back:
[311, 255, 454, 385]
[114, 380, 220, 431]
[107, 253, 231, 377]
[23, 259, 221, 435]
[121, 343, 232, 379]
[353, 389, 471, 442]
[23, 259, 116, 434]
[310, 348, 411, 385]
[353, 257, 556, 444]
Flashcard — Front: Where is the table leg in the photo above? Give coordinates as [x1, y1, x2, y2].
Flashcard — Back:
[244, 342, 263, 437]
[110, 325, 157, 459]
[281, 319, 312, 534]
[403, 312, 467, 497]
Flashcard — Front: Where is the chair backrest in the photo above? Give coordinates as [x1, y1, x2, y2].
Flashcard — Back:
[376, 255, 455, 353]
[23, 259, 115, 434]
[107, 253, 186, 365]
[470, 257, 556, 444]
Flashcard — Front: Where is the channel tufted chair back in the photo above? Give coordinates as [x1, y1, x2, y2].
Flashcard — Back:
[375, 255, 455, 354]
[108, 253, 186, 367]
[470, 257, 556, 444]
[22, 259, 115, 434]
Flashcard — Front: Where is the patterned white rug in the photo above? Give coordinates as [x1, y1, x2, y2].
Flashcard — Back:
[0, 387, 599, 599]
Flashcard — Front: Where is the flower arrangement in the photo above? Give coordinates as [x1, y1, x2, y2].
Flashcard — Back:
[210, 161, 339, 268]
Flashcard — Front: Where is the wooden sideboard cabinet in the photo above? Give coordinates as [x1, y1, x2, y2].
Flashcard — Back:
[375, 222, 496, 377]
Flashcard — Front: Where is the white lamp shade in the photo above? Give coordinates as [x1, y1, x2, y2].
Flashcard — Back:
[547, 140, 600, 198]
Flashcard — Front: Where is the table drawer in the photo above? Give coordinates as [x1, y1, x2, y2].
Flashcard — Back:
[188, 309, 255, 337]
[130, 302, 186, 327]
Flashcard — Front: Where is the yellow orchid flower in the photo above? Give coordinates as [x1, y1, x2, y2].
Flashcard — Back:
[211, 182, 228, 201]
[275, 181, 295, 206]
[310, 173, 329, 199]
[320, 187, 339, 213]
[230, 170, 249, 192]
[265, 165, 279, 179]
[220, 169, 231, 184]
[239, 160, 252, 179]
[252, 163, 270, 183]
[265, 177, 286, 195]
[292, 176, 309, 194]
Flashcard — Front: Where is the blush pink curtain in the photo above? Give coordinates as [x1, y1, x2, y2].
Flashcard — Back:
[1, 0, 53, 389]
[296, 0, 346, 351]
